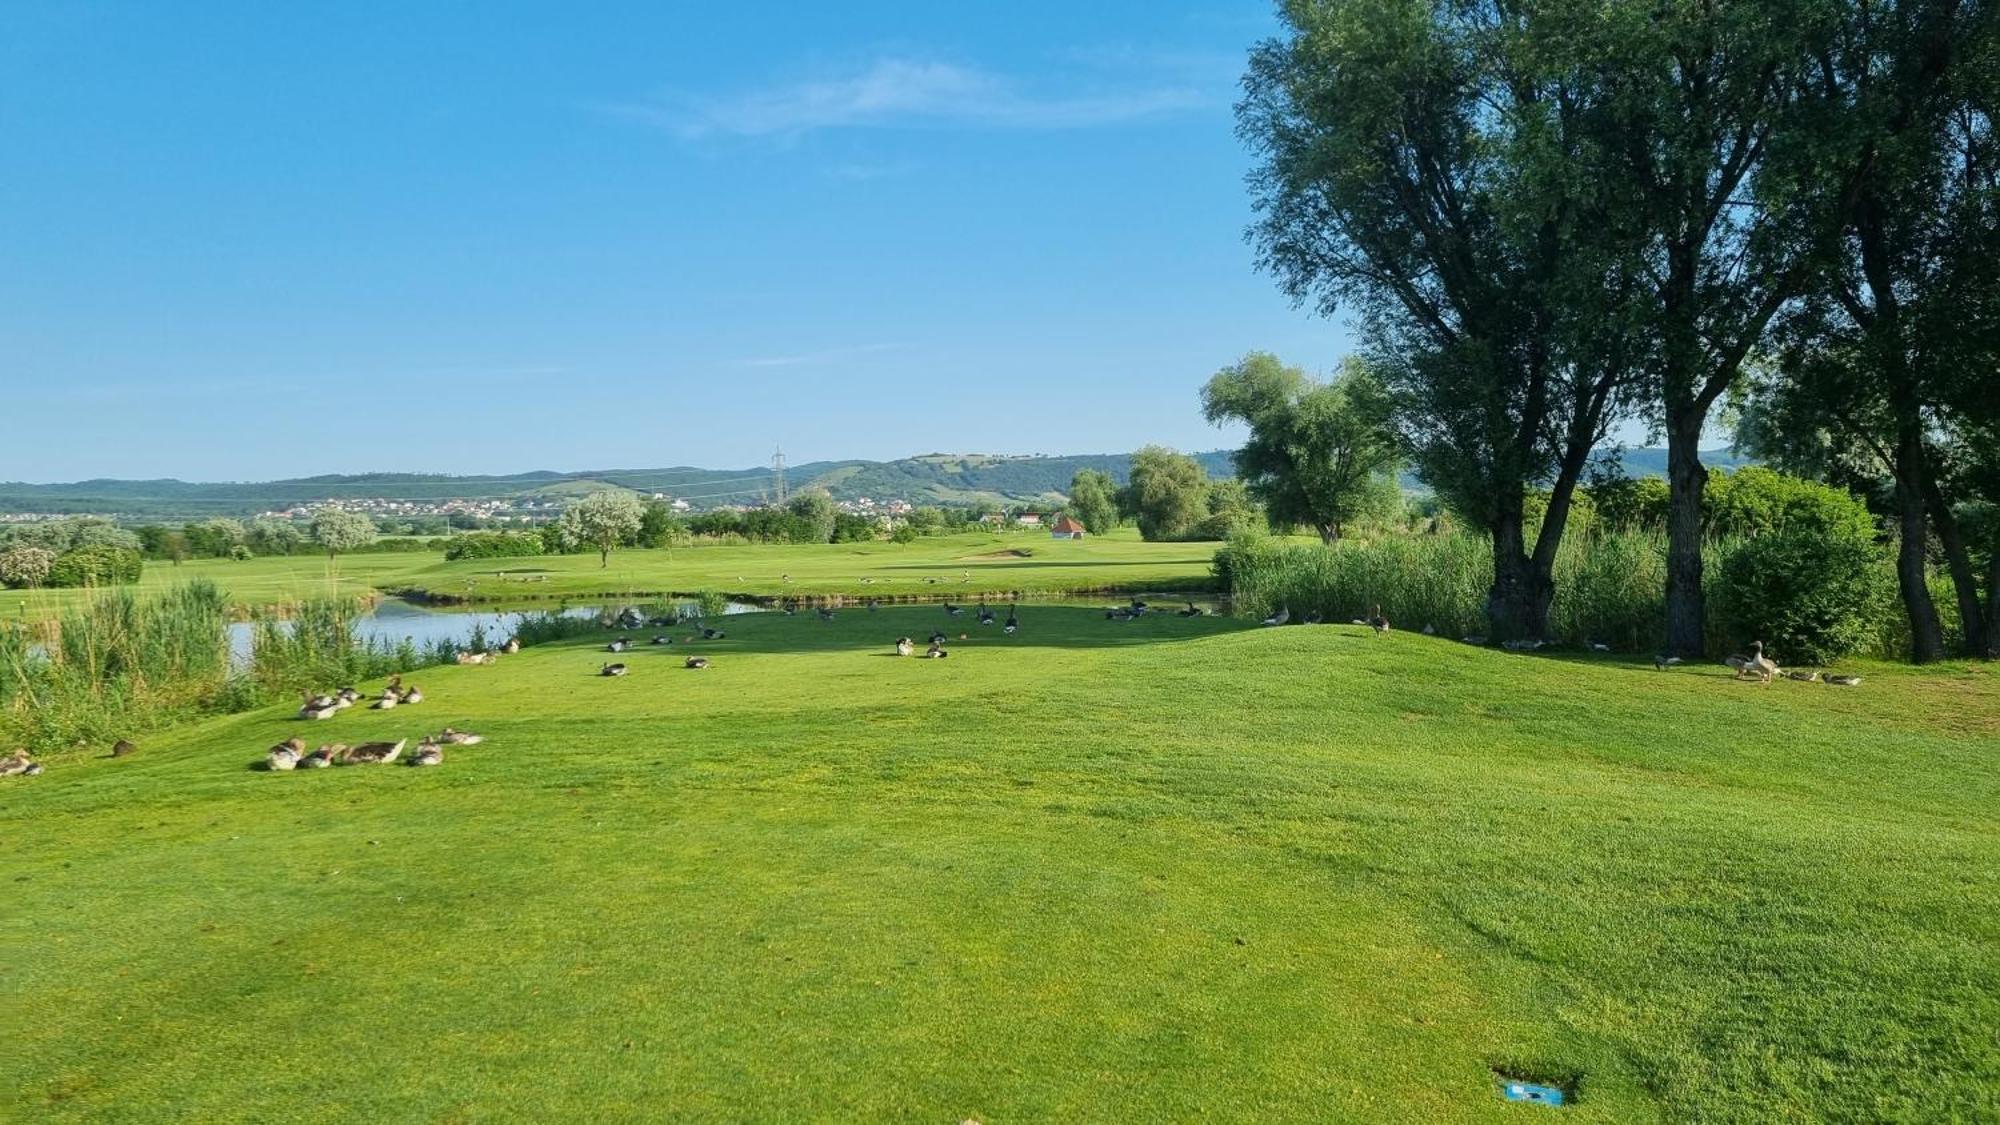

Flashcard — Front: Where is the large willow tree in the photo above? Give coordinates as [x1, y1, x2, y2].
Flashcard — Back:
[1240, 0, 1639, 640]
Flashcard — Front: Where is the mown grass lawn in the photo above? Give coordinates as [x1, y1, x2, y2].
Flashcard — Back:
[0, 530, 1221, 620]
[4, 606, 1994, 1122]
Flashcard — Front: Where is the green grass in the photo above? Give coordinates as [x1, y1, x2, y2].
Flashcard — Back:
[0, 530, 1220, 619]
[5, 608, 1994, 1121]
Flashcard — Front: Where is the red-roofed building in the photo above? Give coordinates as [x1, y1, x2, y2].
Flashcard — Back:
[1050, 515, 1087, 540]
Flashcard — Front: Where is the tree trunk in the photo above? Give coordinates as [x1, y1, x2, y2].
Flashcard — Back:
[1891, 451, 1947, 663]
[1986, 545, 2000, 661]
[599, 546, 610, 569]
[1318, 522, 1340, 545]
[1917, 465, 1987, 658]
[1663, 413, 1708, 657]
[1488, 507, 1552, 641]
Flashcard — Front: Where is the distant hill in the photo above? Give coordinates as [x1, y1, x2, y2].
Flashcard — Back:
[0, 447, 1741, 520]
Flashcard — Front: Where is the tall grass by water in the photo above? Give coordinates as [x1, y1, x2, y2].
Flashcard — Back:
[1218, 529, 1911, 657]
[0, 584, 605, 754]
[0, 580, 233, 750]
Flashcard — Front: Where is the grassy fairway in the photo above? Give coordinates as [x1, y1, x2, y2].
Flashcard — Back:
[4, 608, 1995, 1121]
[0, 530, 1219, 619]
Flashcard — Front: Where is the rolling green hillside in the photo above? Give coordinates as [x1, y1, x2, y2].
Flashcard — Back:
[0, 448, 1747, 520]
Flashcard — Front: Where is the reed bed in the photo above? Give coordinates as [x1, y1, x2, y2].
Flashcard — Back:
[1218, 529, 1911, 657]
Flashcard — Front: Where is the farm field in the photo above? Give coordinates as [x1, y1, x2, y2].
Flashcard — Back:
[5, 605, 1994, 1122]
[0, 530, 1223, 620]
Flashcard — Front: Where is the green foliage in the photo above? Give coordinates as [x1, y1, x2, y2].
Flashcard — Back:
[310, 507, 379, 558]
[1714, 528, 1893, 665]
[1066, 469, 1120, 535]
[1221, 527, 1904, 658]
[889, 523, 920, 544]
[1201, 353, 1400, 541]
[0, 580, 230, 749]
[1588, 476, 1672, 531]
[443, 531, 547, 562]
[48, 544, 144, 588]
[1119, 446, 1213, 542]
[637, 500, 686, 549]
[1705, 466, 1875, 542]
[831, 512, 877, 544]
[786, 490, 838, 545]
[693, 589, 730, 619]
[247, 518, 303, 557]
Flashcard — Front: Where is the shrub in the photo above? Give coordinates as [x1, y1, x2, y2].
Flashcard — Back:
[0, 545, 57, 589]
[890, 524, 920, 544]
[47, 545, 143, 588]
[443, 532, 547, 561]
[1706, 466, 1875, 541]
[1713, 527, 1891, 665]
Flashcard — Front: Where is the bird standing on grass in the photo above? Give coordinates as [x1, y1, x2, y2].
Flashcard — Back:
[1261, 606, 1290, 627]
[1369, 604, 1390, 635]
[1004, 606, 1019, 634]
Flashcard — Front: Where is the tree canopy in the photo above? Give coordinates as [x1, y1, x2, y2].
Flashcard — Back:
[559, 491, 646, 568]
[1202, 352, 1399, 542]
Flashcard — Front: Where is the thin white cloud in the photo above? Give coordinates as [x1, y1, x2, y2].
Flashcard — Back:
[609, 57, 1211, 139]
[738, 343, 908, 369]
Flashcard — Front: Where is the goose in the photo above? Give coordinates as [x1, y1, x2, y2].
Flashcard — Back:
[701, 627, 726, 640]
[1130, 598, 1150, 611]
[1462, 634, 1488, 646]
[339, 739, 405, 766]
[1176, 602, 1203, 618]
[501, 637, 521, 655]
[978, 601, 995, 625]
[1421, 623, 1437, 636]
[606, 638, 631, 653]
[1786, 670, 1821, 683]
[409, 742, 444, 767]
[1590, 641, 1612, 653]
[299, 693, 340, 721]
[301, 744, 340, 768]
[1500, 638, 1545, 652]
[435, 728, 484, 745]
[684, 656, 710, 669]
[1303, 610, 1325, 625]
[782, 601, 797, 616]
[928, 630, 948, 645]
[866, 598, 880, 612]
[112, 739, 138, 758]
[944, 602, 964, 617]
[895, 637, 915, 657]
[398, 686, 423, 705]
[1824, 674, 1862, 687]
[601, 662, 629, 677]
[818, 607, 836, 622]
[651, 635, 674, 646]
[266, 737, 306, 772]
[1369, 604, 1391, 635]
[371, 690, 399, 711]
[1003, 606, 1019, 634]
[1653, 654, 1684, 670]
[1260, 606, 1291, 627]
[925, 641, 950, 659]
[1738, 641, 1779, 683]
[2, 748, 40, 777]
[335, 686, 361, 707]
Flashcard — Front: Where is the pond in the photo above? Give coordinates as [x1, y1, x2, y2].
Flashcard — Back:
[225, 596, 765, 666]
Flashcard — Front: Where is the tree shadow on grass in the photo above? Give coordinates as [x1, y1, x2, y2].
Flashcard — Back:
[537, 603, 1259, 656]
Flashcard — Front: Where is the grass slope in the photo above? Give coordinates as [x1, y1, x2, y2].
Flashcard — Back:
[4, 608, 1994, 1121]
[0, 530, 1221, 618]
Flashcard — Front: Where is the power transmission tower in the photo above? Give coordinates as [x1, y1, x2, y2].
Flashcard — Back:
[771, 447, 788, 506]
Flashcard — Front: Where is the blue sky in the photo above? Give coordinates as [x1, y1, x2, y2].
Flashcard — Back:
[1, 1, 1362, 482]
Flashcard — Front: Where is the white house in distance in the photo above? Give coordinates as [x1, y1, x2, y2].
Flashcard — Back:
[1015, 513, 1043, 527]
[1050, 515, 1086, 540]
